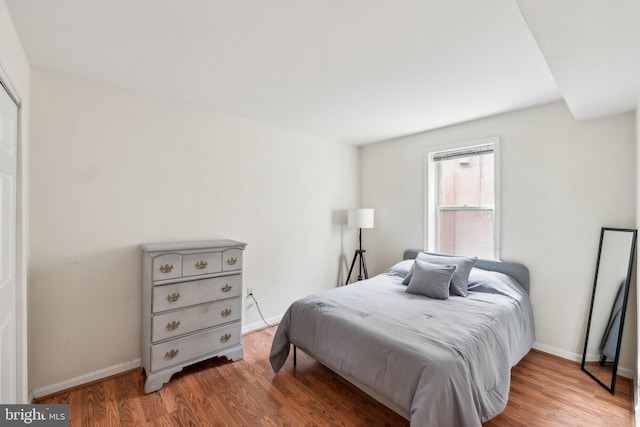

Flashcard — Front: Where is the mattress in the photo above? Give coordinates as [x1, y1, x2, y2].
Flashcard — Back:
[269, 261, 535, 426]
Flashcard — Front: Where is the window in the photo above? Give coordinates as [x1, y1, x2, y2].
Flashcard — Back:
[425, 138, 499, 259]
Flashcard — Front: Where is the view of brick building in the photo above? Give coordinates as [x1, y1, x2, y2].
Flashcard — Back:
[438, 152, 495, 258]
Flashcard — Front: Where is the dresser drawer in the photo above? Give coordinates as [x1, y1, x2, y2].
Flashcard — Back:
[152, 297, 242, 342]
[152, 274, 242, 313]
[152, 254, 182, 281]
[222, 249, 243, 272]
[151, 322, 241, 372]
[182, 252, 222, 277]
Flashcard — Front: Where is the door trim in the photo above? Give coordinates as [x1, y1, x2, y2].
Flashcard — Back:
[0, 50, 27, 403]
[0, 58, 22, 107]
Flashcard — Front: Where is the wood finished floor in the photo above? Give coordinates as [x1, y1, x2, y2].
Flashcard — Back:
[36, 326, 633, 426]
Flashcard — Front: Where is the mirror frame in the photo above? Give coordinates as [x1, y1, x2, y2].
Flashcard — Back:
[581, 227, 637, 394]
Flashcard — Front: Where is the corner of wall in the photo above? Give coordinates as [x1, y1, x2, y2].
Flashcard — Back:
[635, 99, 639, 427]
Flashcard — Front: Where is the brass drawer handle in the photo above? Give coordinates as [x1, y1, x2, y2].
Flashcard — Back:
[166, 320, 180, 331]
[221, 284, 232, 292]
[195, 260, 208, 269]
[166, 292, 180, 302]
[160, 264, 174, 274]
[220, 333, 231, 343]
[226, 257, 237, 266]
[165, 349, 179, 359]
[221, 308, 232, 317]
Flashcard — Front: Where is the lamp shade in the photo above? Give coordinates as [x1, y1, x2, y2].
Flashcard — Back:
[348, 208, 374, 229]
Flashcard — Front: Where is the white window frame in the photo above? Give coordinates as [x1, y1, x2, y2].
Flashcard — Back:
[424, 137, 501, 260]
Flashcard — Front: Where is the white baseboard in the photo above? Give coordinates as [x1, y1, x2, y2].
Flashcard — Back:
[532, 341, 634, 379]
[532, 341, 581, 362]
[32, 329, 627, 400]
[32, 358, 142, 400]
[241, 314, 283, 335]
[620, 367, 635, 381]
[32, 314, 284, 400]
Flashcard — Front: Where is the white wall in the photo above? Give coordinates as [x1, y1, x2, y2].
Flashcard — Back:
[636, 99, 639, 421]
[360, 101, 637, 372]
[29, 69, 359, 393]
[0, 1, 28, 94]
[0, 0, 30, 403]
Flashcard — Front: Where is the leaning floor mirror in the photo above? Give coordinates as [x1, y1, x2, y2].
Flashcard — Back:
[581, 227, 637, 394]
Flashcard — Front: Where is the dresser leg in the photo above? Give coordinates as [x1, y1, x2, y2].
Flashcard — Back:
[144, 367, 184, 394]
[224, 346, 244, 361]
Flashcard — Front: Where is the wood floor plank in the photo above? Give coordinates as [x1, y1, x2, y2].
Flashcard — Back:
[35, 327, 632, 426]
[113, 372, 147, 426]
[139, 382, 170, 423]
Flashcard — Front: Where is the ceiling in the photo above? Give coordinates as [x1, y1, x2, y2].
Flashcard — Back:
[5, 0, 639, 145]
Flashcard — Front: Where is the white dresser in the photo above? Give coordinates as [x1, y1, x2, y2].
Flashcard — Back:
[140, 239, 247, 393]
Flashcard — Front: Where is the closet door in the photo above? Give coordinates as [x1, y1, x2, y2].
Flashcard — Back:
[0, 82, 18, 403]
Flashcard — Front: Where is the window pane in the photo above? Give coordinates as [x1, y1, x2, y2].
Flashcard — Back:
[439, 153, 494, 206]
[440, 210, 494, 259]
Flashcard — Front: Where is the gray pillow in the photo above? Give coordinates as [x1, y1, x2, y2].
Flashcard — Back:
[402, 253, 477, 297]
[405, 260, 456, 299]
[384, 259, 414, 278]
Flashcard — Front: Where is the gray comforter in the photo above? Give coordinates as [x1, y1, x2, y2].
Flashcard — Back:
[269, 267, 535, 427]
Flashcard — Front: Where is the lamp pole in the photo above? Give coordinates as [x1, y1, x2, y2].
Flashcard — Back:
[345, 227, 369, 285]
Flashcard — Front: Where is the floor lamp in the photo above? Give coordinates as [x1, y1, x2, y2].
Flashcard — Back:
[345, 208, 374, 285]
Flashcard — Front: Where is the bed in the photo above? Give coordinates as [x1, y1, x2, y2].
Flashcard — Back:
[269, 250, 535, 427]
